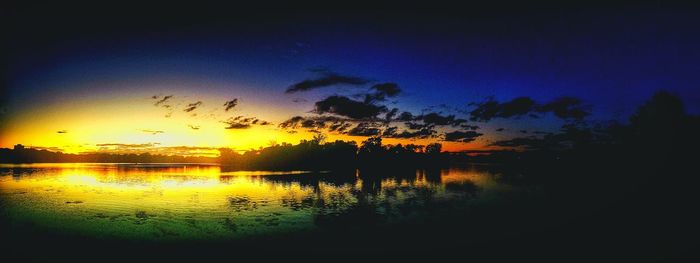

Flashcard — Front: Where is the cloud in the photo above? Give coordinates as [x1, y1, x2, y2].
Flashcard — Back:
[537, 97, 590, 120]
[461, 124, 480, 130]
[313, 95, 387, 119]
[383, 108, 399, 122]
[278, 116, 306, 129]
[153, 95, 173, 106]
[188, 125, 200, 130]
[223, 122, 250, 129]
[444, 131, 483, 142]
[184, 101, 202, 112]
[313, 95, 387, 120]
[363, 83, 402, 103]
[384, 127, 437, 139]
[279, 115, 351, 131]
[223, 99, 239, 111]
[396, 111, 414, 121]
[140, 129, 164, 135]
[346, 122, 381, 136]
[286, 72, 369, 93]
[57, 130, 68, 134]
[469, 96, 590, 122]
[416, 112, 467, 127]
[222, 116, 271, 129]
[469, 97, 536, 122]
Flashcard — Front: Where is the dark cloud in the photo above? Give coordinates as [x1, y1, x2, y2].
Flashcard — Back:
[329, 122, 352, 132]
[372, 83, 401, 97]
[346, 122, 381, 136]
[382, 126, 398, 137]
[404, 122, 430, 130]
[384, 108, 399, 122]
[396, 112, 414, 121]
[223, 99, 239, 111]
[57, 130, 68, 134]
[153, 95, 173, 106]
[280, 115, 354, 132]
[461, 124, 480, 130]
[184, 101, 202, 112]
[496, 128, 505, 131]
[444, 131, 483, 142]
[364, 83, 402, 103]
[386, 128, 436, 139]
[278, 116, 306, 129]
[223, 122, 251, 129]
[140, 129, 164, 135]
[469, 96, 590, 122]
[286, 72, 369, 93]
[537, 97, 591, 120]
[469, 97, 536, 122]
[188, 124, 200, 130]
[313, 95, 387, 119]
[416, 112, 467, 127]
[222, 116, 271, 129]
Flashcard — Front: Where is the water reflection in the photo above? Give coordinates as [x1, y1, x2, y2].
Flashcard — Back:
[0, 163, 515, 241]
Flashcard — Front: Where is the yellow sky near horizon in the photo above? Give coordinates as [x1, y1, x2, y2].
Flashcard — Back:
[0, 90, 488, 156]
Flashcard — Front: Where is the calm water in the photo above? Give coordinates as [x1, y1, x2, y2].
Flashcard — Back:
[0, 163, 529, 241]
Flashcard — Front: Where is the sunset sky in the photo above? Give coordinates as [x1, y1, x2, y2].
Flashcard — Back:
[2, 3, 699, 156]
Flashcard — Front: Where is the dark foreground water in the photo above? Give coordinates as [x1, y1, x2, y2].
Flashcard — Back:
[0, 163, 539, 243]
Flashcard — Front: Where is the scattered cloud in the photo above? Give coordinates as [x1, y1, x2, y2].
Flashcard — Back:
[444, 131, 483, 142]
[469, 96, 536, 122]
[363, 83, 402, 103]
[286, 71, 369, 93]
[184, 101, 202, 112]
[153, 95, 173, 106]
[313, 95, 387, 119]
[188, 124, 200, 130]
[537, 97, 591, 120]
[57, 130, 68, 134]
[140, 129, 164, 135]
[223, 99, 239, 111]
[469, 96, 590, 122]
[222, 116, 271, 129]
[346, 122, 382, 136]
[383, 127, 437, 139]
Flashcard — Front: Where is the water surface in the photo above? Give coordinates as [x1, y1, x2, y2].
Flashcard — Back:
[0, 163, 528, 241]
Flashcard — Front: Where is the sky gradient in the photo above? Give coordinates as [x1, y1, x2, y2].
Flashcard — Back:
[2, 3, 699, 155]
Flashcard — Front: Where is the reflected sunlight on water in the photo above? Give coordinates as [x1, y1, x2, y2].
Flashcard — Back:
[0, 163, 517, 241]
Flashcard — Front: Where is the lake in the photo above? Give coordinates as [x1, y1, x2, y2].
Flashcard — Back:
[0, 163, 540, 244]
